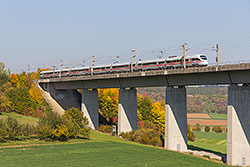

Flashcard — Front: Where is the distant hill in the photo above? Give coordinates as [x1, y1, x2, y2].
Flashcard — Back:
[137, 86, 227, 114]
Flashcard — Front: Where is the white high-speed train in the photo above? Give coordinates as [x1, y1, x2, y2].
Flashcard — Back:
[40, 54, 208, 79]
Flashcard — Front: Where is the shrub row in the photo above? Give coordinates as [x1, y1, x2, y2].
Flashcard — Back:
[120, 121, 162, 147]
[98, 124, 112, 134]
[38, 108, 90, 141]
[0, 117, 37, 141]
[0, 108, 91, 142]
[192, 125, 227, 133]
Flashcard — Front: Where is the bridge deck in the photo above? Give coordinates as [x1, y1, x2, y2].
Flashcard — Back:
[38, 63, 250, 89]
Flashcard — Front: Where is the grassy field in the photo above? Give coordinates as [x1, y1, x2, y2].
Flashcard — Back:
[0, 113, 229, 166]
[188, 131, 227, 156]
[209, 113, 227, 120]
[187, 113, 227, 120]
[0, 112, 39, 125]
[0, 130, 228, 167]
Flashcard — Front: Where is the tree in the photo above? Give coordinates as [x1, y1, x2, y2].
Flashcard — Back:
[151, 101, 165, 133]
[63, 108, 90, 137]
[0, 62, 10, 86]
[6, 87, 32, 114]
[98, 89, 118, 123]
[137, 95, 153, 121]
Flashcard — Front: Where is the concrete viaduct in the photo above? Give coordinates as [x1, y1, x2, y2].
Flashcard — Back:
[38, 63, 250, 166]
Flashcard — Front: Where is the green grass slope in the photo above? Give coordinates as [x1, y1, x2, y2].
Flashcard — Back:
[0, 112, 39, 125]
[188, 131, 227, 155]
[0, 131, 228, 167]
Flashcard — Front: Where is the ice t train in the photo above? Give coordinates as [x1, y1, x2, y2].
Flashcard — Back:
[40, 54, 208, 79]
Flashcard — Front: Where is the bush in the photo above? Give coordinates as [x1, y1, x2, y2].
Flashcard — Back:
[187, 124, 195, 142]
[51, 124, 70, 141]
[222, 126, 227, 133]
[214, 125, 223, 133]
[37, 109, 64, 140]
[5, 117, 22, 139]
[120, 121, 162, 147]
[205, 126, 210, 132]
[38, 108, 90, 141]
[0, 117, 37, 142]
[120, 130, 137, 141]
[21, 123, 37, 137]
[63, 108, 90, 138]
[192, 123, 201, 132]
[98, 124, 112, 133]
[0, 120, 7, 142]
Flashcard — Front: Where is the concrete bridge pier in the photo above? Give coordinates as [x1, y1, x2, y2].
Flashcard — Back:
[227, 84, 250, 166]
[82, 89, 99, 129]
[165, 86, 187, 152]
[118, 88, 137, 134]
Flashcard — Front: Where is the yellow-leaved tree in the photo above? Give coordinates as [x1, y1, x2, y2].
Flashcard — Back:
[151, 101, 165, 134]
[29, 83, 43, 106]
[98, 88, 119, 123]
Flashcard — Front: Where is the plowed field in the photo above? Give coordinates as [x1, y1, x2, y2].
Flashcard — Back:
[187, 119, 227, 125]
[187, 113, 211, 118]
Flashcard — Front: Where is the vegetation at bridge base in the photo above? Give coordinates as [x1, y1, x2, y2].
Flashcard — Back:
[98, 124, 112, 133]
[38, 108, 90, 141]
[0, 107, 90, 142]
[98, 88, 118, 124]
[98, 88, 195, 146]
[120, 120, 163, 147]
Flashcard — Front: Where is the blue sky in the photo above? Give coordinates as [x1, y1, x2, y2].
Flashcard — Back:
[0, 0, 250, 72]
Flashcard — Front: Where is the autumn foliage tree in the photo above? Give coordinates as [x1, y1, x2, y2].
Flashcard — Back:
[98, 88, 119, 123]
[137, 94, 153, 121]
[0, 64, 50, 117]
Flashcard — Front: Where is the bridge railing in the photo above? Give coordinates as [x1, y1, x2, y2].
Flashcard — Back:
[209, 60, 250, 66]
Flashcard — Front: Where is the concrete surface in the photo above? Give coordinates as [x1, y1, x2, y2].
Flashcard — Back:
[35, 81, 65, 115]
[118, 88, 137, 134]
[82, 89, 99, 129]
[227, 84, 250, 166]
[165, 86, 187, 152]
[40, 83, 81, 111]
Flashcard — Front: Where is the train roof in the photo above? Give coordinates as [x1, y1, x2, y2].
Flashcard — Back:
[40, 53, 206, 75]
[186, 54, 206, 58]
[137, 58, 166, 64]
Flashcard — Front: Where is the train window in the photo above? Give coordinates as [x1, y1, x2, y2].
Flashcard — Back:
[113, 65, 124, 68]
[143, 62, 157, 66]
[200, 55, 207, 60]
[159, 61, 165, 64]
